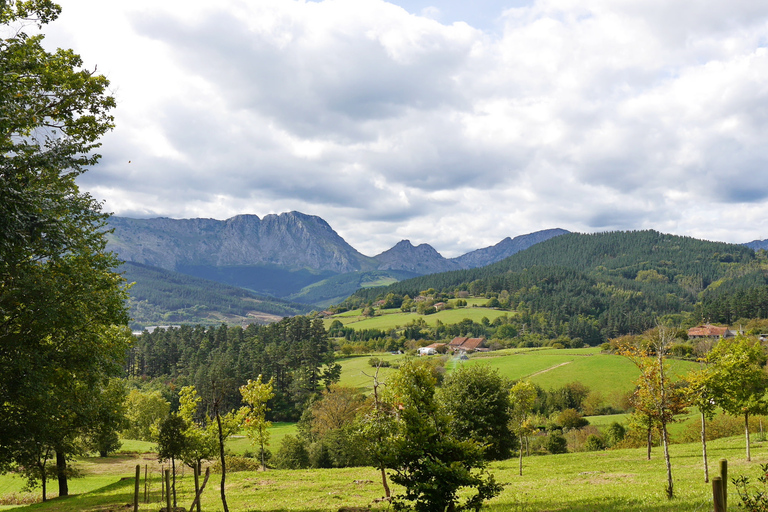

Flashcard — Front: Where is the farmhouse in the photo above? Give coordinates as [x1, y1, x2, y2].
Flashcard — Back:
[448, 336, 486, 352]
[687, 324, 739, 339]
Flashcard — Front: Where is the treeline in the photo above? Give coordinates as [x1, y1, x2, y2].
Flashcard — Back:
[126, 317, 338, 421]
[345, 231, 763, 343]
[122, 262, 311, 329]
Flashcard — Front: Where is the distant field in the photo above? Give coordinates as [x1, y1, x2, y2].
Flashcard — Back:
[228, 422, 298, 456]
[467, 347, 700, 398]
[325, 306, 511, 331]
[337, 353, 403, 390]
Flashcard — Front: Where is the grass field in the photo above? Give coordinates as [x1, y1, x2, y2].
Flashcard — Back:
[467, 347, 700, 398]
[324, 306, 511, 331]
[3, 434, 765, 511]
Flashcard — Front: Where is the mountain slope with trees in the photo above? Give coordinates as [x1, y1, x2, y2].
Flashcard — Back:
[348, 230, 766, 342]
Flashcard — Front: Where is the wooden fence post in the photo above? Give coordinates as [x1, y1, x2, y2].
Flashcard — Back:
[720, 458, 728, 511]
[144, 464, 148, 503]
[134, 465, 140, 512]
[713, 476, 725, 512]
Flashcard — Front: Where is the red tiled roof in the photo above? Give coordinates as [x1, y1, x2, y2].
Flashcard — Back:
[448, 336, 485, 351]
[688, 325, 728, 337]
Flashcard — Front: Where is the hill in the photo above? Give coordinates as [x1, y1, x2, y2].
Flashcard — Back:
[349, 230, 766, 342]
[121, 262, 312, 329]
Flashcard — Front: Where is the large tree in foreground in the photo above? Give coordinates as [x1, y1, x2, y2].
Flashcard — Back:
[0, 0, 129, 496]
[706, 335, 768, 462]
[385, 360, 502, 512]
[619, 326, 687, 499]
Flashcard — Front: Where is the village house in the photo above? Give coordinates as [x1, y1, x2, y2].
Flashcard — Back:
[687, 324, 740, 339]
[448, 336, 486, 353]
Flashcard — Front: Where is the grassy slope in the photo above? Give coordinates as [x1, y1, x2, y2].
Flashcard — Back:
[5, 435, 765, 511]
[467, 347, 699, 396]
[324, 306, 511, 330]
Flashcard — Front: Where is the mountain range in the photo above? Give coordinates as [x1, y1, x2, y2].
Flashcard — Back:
[106, 211, 568, 327]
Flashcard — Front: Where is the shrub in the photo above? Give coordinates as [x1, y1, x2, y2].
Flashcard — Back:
[273, 435, 310, 469]
[584, 434, 606, 451]
[734, 462, 768, 512]
[563, 425, 602, 452]
[557, 409, 589, 431]
[604, 422, 626, 447]
[545, 433, 568, 454]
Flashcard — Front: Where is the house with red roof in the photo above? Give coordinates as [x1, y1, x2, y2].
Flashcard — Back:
[687, 324, 739, 339]
[448, 336, 486, 353]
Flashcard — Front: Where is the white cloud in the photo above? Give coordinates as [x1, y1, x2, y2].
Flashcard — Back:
[37, 0, 768, 257]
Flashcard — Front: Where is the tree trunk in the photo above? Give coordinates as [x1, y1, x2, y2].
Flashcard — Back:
[701, 411, 709, 483]
[661, 421, 673, 499]
[260, 439, 266, 471]
[379, 464, 390, 499]
[56, 451, 68, 497]
[646, 422, 652, 460]
[171, 457, 177, 508]
[37, 460, 47, 502]
[745, 412, 752, 461]
[216, 409, 229, 512]
[518, 438, 524, 476]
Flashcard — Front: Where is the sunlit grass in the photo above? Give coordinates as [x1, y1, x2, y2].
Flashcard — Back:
[6, 435, 767, 511]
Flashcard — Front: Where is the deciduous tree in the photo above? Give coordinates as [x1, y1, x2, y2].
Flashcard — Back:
[707, 335, 768, 461]
[385, 360, 501, 512]
[0, 0, 128, 497]
[240, 376, 275, 471]
[619, 326, 687, 499]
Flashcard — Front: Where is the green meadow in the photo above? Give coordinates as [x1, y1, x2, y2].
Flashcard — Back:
[324, 305, 511, 330]
[4, 435, 765, 511]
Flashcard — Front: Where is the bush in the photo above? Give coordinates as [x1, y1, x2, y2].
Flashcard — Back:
[584, 434, 605, 451]
[604, 422, 626, 447]
[563, 425, 602, 452]
[545, 433, 568, 454]
[557, 409, 589, 431]
[273, 435, 310, 469]
[678, 414, 768, 443]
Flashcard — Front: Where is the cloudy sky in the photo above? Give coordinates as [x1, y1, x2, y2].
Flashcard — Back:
[42, 0, 768, 257]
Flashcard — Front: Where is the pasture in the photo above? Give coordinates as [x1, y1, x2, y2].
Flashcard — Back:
[323, 305, 511, 330]
[3, 435, 765, 511]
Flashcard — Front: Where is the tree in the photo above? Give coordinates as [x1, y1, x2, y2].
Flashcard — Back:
[240, 375, 275, 471]
[509, 380, 537, 476]
[619, 326, 687, 499]
[358, 362, 397, 500]
[707, 335, 768, 461]
[684, 363, 718, 482]
[437, 364, 513, 460]
[176, 386, 217, 474]
[86, 379, 129, 457]
[0, 0, 128, 496]
[124, 389, 171, 441]
[385, 360, 502, 512]
[157, 414, 188, 509]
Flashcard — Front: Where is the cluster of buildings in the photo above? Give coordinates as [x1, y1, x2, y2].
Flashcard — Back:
[417, 336, 487, 356]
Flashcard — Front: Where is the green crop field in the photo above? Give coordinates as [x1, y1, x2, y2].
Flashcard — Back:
[4, 435, 765, 511]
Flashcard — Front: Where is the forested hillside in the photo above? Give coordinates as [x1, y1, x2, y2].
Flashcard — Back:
[348, 231, 768, 342]
[127, 317, 337, 421]
[122, 262, 312, 329]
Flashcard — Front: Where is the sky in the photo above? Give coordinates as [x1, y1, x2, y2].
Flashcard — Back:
[38, 0, 768, 257]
